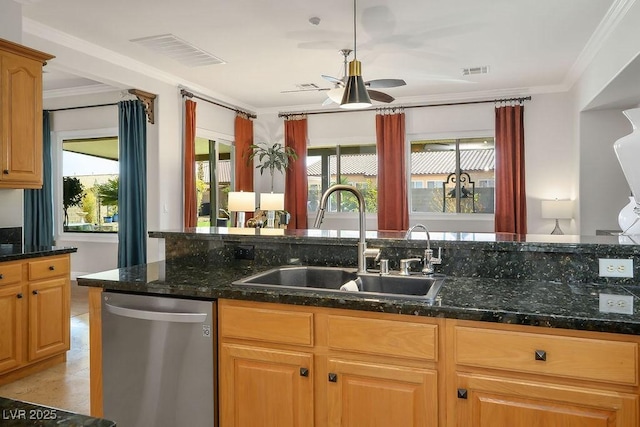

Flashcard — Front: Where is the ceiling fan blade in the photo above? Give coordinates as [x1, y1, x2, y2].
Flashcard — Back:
[321, 75, 345, 85]
[367, 89, 394, 103]
[280, 88, 330, 94]
[365, 79, 406, 89]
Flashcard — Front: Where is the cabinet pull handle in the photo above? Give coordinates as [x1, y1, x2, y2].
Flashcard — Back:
[457, 388, 468, 399]
[32, 290, 39, 295]
[16, 293, 23, 299]
[328, 373, 338, 383]
[535, 349, 547, 361]
[300, 368, 309, 377]
[49, 265, 55, 271]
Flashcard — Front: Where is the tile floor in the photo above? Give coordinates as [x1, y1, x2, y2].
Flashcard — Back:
[0, 281, 91, 415]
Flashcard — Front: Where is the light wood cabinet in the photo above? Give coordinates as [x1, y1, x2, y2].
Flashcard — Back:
[0, 254, 70, 385]
[447, 320, 639, 427]
[218, 299, 441, 427]
[0, 38, 54, 189]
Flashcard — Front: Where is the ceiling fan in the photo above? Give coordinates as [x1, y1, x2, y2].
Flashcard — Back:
[321, 48, 406, 106]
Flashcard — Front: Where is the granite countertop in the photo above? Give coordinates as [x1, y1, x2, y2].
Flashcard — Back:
[77, 260, 640, 336]
[0, 245, 77, 262]
[0, 397, 115, 426]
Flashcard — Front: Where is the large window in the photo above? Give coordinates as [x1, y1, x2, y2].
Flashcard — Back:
[307, 145, 378, 213]
[193, 136, 234, 227]
[409, 137, 495, 214]
[62, 136, 119, 233]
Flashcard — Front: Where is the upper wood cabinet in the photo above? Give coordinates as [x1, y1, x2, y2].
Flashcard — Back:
[0, 38, 54, 189]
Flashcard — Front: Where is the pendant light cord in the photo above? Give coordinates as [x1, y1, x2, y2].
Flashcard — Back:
[353, 0, 357, 60]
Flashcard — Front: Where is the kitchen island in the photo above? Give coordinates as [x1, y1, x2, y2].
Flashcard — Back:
[79, 228, 640, 426]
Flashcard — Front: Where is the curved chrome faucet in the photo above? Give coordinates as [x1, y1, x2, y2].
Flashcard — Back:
[405, 223, 441, 275]
[314, 184, 376, 273]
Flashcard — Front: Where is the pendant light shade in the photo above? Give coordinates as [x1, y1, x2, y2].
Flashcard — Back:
[340, 60, 371, 109]
[340, 0, 372, 110]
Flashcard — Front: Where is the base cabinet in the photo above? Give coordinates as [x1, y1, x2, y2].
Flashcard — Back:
[0, 255, 70, 383]
[454, 373, 638, 427]
[326, 358, 438, 427]
[220, 343, 314, 427]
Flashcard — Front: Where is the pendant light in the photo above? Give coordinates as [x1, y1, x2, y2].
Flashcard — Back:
[340, 0, 372, 109]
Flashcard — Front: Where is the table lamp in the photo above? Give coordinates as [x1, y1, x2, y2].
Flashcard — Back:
[228, 191, 255, 228]
[541, 199, 574, 235]
[260, 192, 284, 228]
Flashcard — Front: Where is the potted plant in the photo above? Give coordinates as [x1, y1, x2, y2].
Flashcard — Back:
[63, 176, 84, 230]
[247, 142, 297, 192]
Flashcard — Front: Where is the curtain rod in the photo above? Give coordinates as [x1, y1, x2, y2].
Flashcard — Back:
[47, 102, 118, 112]
[180, 89, 257, 119]
[278, 96, 532, 118]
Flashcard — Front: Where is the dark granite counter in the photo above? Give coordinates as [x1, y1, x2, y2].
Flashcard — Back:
[0, 397, 115, 426]
[0, 245, 77, 263]
[77, 260, 640, 336]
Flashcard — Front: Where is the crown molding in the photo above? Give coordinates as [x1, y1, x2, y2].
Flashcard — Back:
[563, 0, 636, 88]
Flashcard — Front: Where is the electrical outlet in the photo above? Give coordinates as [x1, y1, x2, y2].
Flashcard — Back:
[599, 293, 634, 315]
[598, 258, 634, 278]
[234, 245, 255, 260]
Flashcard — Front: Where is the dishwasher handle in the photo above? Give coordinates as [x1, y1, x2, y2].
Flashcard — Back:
[104, 302, 208, 323]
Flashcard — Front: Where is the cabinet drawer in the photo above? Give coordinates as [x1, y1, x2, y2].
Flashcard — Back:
[28, 257, 69, 281]
[0, 263, 22, 286]
[220, 305, 313, 347]
[455, 326, 638, 385]
[328, 315, 438, 361]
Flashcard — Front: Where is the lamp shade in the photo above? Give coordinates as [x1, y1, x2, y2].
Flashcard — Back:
[260, 192, 284, 211]
[541, 200, 573, 219]
[340, 60, 371, 109]
[228, 191, 255, 212]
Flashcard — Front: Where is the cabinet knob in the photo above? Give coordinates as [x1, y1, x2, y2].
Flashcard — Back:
[32, 290, 39, 295]
[0, 273, 3, 279]
[49, 265, 55, 271]
[457, 388, 468, 399]
[16, 293, 23, 299]
[535, 349, 547, 361]
[299, 368, 309, 377]
[328, 373, 338, 383]
[2, 170, 8, 175]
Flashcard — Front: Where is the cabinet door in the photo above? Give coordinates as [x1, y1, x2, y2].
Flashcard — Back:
[220, 343, 314, 427]
[454, 373, 638, 427]
[28, 277, 70, 361]
[326, 358, 438, 427]
[0, 51, 43, 188]
[0, 284, 24, 373]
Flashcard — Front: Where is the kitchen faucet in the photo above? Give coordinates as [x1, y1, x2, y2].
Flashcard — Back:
[404, 224, 442, 275]
[313, 184, 379, 273]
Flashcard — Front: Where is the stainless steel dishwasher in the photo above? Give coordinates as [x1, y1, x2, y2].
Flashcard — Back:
[102, 292, 216, 427]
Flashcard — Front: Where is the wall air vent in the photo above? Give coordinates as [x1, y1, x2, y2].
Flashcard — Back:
[130, 34, 225, 67]
[462, 66, 490, 76]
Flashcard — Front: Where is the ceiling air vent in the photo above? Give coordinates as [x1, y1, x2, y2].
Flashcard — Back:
[462, 66, 490, 76]
[130, 34, 225, 67]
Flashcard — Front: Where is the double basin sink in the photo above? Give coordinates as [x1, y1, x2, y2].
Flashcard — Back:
[233, 266, 445, 302]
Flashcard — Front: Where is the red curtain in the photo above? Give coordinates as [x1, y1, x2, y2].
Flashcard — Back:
[376, 111, 409, 231]
[234, 114, 254, 192]
[284, 117, 308, 229]
[495, 104, 527, 235]
[183, 100, 197, 228]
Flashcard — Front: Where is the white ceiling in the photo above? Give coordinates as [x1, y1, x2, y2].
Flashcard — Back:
[22, 0, 622, 111]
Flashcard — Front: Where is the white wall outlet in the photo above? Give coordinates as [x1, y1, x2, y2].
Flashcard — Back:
[599, 293, 634, 315]
[598, 258, 634, 278]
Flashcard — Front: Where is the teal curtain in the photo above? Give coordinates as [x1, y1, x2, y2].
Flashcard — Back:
[24, 111, 54, 247]
[118, 100, 147, 268]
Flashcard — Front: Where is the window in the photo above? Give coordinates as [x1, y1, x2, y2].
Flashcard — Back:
[307, 145, 377, 213]
[409, 137, 495, 214]
[193, 137, 233, 227]
[62, 136, 119, 233]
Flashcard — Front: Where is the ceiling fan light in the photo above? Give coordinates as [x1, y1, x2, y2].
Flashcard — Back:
[340, 60, 371, 109]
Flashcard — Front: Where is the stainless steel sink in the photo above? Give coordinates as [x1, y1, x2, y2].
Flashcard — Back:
[233, 266, 445, 301]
